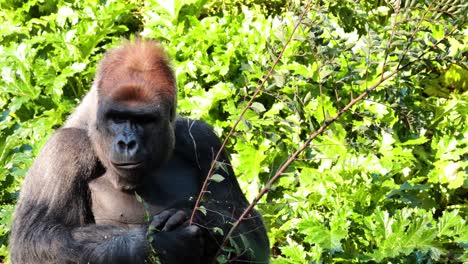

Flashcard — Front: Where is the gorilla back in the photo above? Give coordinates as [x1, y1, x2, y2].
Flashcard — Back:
[9, 39, 269, 263]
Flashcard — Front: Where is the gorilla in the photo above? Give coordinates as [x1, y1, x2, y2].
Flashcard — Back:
[9, 39, 269, 263]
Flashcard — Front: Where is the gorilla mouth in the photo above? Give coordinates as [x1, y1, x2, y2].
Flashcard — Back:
[112, 161, 144, 170]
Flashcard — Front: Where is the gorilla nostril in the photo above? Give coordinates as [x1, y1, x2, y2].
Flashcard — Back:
[118, 140, 127, 150]
[127, 140, 137, 150]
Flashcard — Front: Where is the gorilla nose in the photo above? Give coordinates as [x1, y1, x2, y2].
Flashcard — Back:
[118, 139, 136, 150]
[116, 136, 139, 156]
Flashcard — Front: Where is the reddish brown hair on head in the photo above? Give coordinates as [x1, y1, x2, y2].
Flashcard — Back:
[97, 39, 176, 105]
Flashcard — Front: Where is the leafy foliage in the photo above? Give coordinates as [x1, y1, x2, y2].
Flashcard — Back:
[0, 0, 467, 262]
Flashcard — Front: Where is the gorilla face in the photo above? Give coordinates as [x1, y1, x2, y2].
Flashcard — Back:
[91, 97, 175, 188]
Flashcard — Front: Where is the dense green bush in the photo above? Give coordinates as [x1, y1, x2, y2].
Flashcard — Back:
[0, 0, 466, 262]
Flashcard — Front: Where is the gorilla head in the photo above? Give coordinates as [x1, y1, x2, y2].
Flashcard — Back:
[90, 40, 177, 190]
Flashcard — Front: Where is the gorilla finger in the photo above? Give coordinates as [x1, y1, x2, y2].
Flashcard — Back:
[162, 210, 188, 231]
[150, 210, 175, 229]
[183, 225, 202, 236]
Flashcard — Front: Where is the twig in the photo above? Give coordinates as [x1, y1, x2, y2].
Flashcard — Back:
[214, 66, 401, 261]
[189, 0, 314, 224]
[380, 0, 400, 80]
[396, 2, 433, 70]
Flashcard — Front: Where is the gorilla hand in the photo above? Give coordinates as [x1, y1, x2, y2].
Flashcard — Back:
[148, 210, 204, 263]
[149, 209, 189, 231]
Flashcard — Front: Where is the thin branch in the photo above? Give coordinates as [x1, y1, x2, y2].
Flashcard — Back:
[189, 0, 314, 224]
[214, 65, 401, 261]
[396, 2, 433, 70]
[397, 19, 464, 71]
[380, 0, 400, 80]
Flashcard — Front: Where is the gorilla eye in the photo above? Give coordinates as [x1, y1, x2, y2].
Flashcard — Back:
[106, 112, 128, 124]
[108, 115, 126, 124]
[136, 115, 158, 124]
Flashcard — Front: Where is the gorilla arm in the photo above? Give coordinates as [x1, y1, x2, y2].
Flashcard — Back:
[9, 128, 149, 264]
[175, 119, 270, 263]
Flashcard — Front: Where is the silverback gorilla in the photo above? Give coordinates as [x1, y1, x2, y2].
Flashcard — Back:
[9, 39, 269, 263]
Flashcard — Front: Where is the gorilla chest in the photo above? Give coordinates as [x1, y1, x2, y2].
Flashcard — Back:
[89, 156, 201, 227]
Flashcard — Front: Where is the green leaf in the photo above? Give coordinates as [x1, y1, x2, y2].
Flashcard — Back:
[210, 174, 225, 183]
[398, 137, 429, 146]
[213, 227, 224, 236]
[280, 237, 307, 263]
[250, 102, 266, 113]
[197, 206, 207, 216]
[135, 192, 143, 203]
